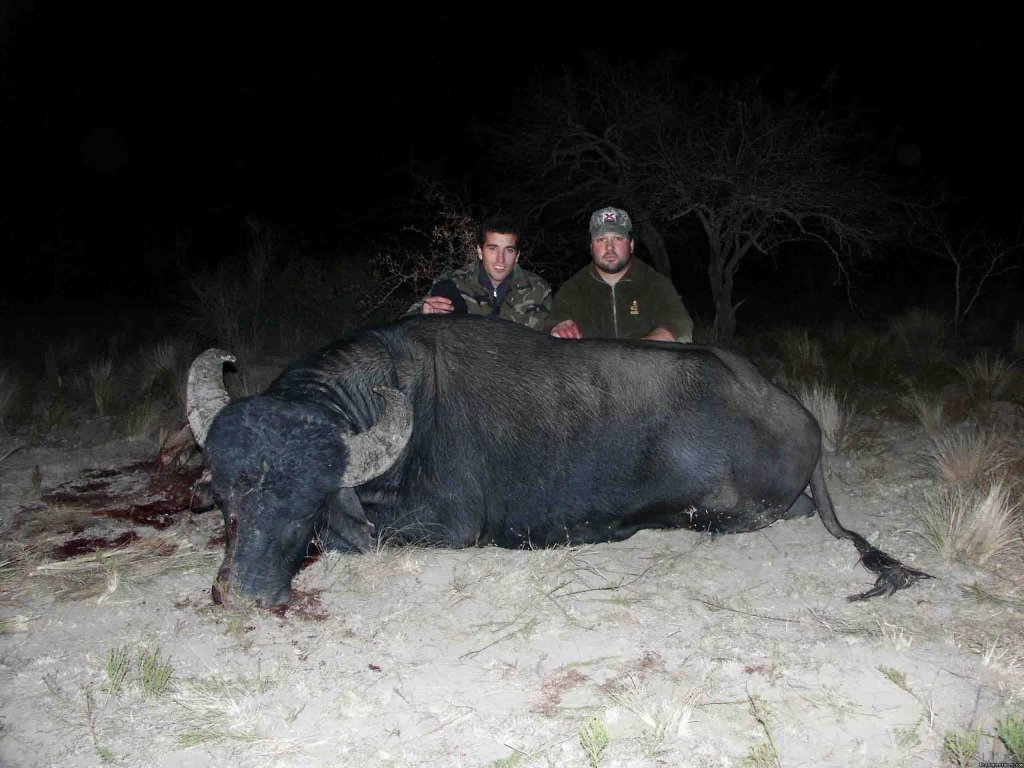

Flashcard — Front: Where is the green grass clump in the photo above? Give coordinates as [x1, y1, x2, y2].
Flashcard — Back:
[578, 717, 608, 767]
[103, 645, 132, 694]
[745, 693, 780, 768]
[942, 727, 980, 767]
[996, 713, 1024, 761]
[137, 648, 173, 697]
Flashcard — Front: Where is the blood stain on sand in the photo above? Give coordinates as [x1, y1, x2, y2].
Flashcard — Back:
[51, 531, 140, 560]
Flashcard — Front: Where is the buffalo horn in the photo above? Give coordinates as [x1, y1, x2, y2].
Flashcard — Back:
[340, 387, 413, 487]
[187, 348, 236, 447]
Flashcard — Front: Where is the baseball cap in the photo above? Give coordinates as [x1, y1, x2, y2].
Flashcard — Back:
[589, 207, 632, 239]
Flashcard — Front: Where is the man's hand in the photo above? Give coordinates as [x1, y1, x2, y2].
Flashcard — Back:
[421, 296, 454, 315]
[641, 327, 676, 342]
[550, 319, 582, 339]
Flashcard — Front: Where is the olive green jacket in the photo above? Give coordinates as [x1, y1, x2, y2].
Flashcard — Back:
[407, 262, 553, 329]
[543, 258, 693, 342]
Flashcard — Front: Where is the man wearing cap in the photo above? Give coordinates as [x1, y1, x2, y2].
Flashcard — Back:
[408, 217, 553, 329]
[544, 207, 693, 342]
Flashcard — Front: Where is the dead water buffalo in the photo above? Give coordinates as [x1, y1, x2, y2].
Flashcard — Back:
[187, 314, 929, 607]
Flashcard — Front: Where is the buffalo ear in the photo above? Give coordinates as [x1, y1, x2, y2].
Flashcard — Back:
[322, 488, 375, 554]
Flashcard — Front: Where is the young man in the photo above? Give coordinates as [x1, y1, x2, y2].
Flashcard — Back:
[411, 217, 552, 329]
[544, 207, 693, 342]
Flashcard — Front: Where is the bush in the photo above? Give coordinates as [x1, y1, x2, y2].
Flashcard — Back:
[184, 218, 369, 358]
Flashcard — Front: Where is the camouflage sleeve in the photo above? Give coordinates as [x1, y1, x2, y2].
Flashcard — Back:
[404, 297, 426, 317]
[404, 272, 456, 317]
[521, 280, 554, 329]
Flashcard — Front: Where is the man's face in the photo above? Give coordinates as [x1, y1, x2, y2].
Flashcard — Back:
[590, 233, 634, 275]
[477, 232, 519, 285]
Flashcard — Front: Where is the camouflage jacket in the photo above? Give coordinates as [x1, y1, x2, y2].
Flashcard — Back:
[408, 262, 553, 329]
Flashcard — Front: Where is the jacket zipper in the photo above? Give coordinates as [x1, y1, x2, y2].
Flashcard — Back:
[611, 283, 618, 338]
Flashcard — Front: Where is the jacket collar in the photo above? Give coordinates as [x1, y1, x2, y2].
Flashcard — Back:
[587, 260, 634, 285]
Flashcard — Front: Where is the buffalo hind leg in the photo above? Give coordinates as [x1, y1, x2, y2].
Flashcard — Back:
[784, 493, 816, 520]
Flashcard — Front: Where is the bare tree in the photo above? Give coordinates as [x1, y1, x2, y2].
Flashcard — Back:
[648, 83, 887, 341]
[917, 211, 1024, 339]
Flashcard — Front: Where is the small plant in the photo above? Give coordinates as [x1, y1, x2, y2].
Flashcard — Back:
[893, 724, 920, 747]
[578, 717, 609, 768]
[942, 726, 980, 767]
[879, 665, 909, 691]
[914, 481, 1022, 565]
[103, 645, 132, 694]
[996, 713, 1024, 761]
[490, 752, 527, 768]
[745, 693, 780, 768]
[137, 647, 173, 696]
[793, 380, 856, 453]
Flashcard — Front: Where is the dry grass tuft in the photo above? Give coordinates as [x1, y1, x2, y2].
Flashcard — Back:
[148, 338, 187, 374]
[792, 380, 856, 453]
[119, 397, 169, 442]
[173, 670, 292, 750]
[0, 365, 19, 429]
[1013, 321, 1024, 361]
[914, 480, 1023, 565]
[0, 614, 32, 634]
[777, 329, 824, 382]
[920, 426, 1013, 487]
[889, 308, 948, 363]
[902, 388, 947, 436]
[142, 337, 192, 411]
[955, 351, 1020, 406]
[88, 356, 119, 416]
[607, 674, 702, 747]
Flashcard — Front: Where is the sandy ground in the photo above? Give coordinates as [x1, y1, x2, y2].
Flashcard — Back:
[1, 413, 1022, 768]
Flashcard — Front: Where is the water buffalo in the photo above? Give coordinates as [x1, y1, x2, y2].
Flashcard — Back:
[187, 314, 929, 607]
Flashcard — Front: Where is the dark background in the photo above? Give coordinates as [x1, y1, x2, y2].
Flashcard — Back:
[1, 3, 1021, 324]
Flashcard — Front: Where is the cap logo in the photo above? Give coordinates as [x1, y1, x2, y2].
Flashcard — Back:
[603, 211, 617, 223]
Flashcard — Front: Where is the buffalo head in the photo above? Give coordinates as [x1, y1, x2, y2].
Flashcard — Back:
[187, 349, 412, 607]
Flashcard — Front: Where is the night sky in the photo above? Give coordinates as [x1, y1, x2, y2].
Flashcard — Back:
[1, 3, 1021, 302]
